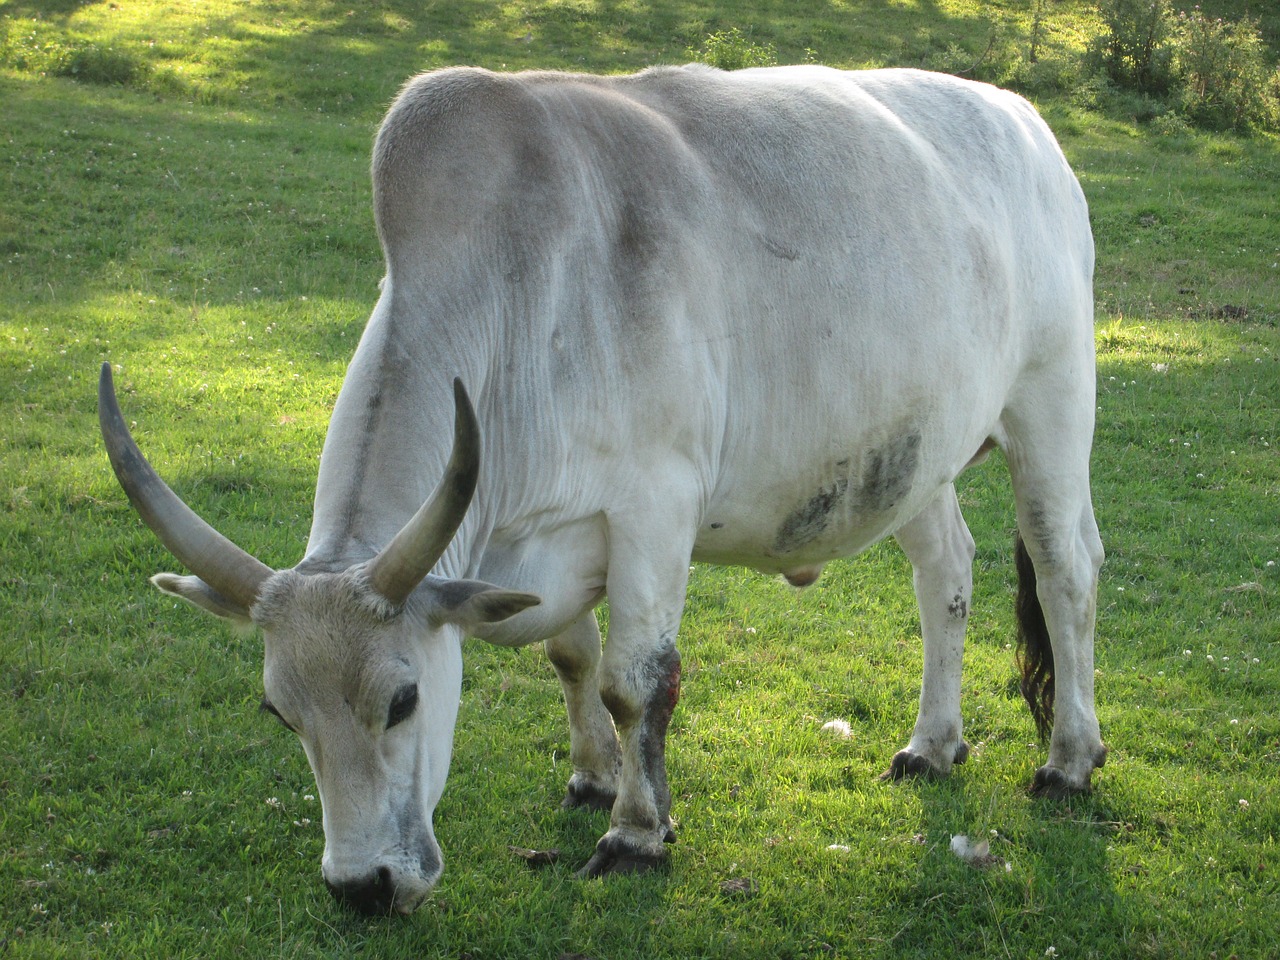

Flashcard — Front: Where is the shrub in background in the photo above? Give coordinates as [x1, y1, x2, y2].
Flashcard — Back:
[1173, 9, 1279, 132]
[1089, 0, 1280, 132]
[922, 4, 1082, 99]
[688, 28, 778, 70]
[1089, 0, 1177, 95]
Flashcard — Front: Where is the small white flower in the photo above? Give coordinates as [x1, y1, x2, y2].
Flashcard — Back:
[1045, 948, 1058, 958]
[265, 797, 282, 809]
[827, 844, 850, 853]
[1239, 799, 1250, 809]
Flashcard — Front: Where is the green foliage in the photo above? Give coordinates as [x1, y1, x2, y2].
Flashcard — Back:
[1088, 0, 1280, 131]
[1089, 0, 1177, 94]
[1173, 8, 1280, 131]
[687, 27, 777, 70]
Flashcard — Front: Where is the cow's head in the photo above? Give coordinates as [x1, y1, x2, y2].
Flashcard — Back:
[97, 364, 538, 915]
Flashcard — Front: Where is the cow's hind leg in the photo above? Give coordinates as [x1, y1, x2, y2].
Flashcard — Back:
[883, 484, 974, 781]
[544, 612, 621, 811]
[1003, 396, 1107, 796]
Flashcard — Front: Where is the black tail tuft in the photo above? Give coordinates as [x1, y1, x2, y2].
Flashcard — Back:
[1014, 533, 1054, 742]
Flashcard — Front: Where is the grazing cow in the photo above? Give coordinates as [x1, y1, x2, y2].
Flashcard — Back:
[99, 63, 1106, 915]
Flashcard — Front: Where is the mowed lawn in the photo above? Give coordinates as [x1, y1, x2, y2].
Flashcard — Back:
[1, 1, 1278, 958]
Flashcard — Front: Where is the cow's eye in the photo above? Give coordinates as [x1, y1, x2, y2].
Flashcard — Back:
[387, 684, 418, 729]
[260, 699, 296, 733]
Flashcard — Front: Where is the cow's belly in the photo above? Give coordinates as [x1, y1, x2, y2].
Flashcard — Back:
[692, 431, 949, 573]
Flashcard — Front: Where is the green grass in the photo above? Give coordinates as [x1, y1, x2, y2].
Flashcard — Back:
[2, 1, 1279, 957]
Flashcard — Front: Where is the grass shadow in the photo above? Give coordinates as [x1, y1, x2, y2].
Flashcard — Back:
[878, 770, 1122, 958]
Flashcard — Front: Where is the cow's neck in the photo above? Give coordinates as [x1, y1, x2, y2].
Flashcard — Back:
[302, 296, 490, 581]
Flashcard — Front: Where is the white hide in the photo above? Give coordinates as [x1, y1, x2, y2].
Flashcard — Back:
[128, 64, 1103, 911]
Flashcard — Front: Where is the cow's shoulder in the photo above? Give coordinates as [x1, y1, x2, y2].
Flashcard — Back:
[375, 68, 529, 173]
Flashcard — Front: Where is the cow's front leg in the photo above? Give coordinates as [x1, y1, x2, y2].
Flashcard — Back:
[544, 613, 620, 811]
[578, 518, 692, 878]
[578, 640, 681, 877]
[882, 484, 974, 781]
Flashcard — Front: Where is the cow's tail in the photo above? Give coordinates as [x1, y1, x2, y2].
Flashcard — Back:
[1013, 532, 1054, 742]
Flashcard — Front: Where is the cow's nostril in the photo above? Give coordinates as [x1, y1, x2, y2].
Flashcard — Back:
[325, 867, 396, 916]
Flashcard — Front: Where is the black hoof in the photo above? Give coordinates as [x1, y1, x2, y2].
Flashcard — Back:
[1030, 765, 1091, 799]
[879, 743, 968, 782]
[576, 835, 668, 879]
[881, 750, 937, 782]
[561, 779, 617, 813]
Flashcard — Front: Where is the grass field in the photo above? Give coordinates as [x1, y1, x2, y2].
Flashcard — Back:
[2, 1, 1278, 958]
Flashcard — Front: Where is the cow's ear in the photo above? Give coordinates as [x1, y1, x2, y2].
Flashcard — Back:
[426, 579, 541, 631]
[152, 572, 253, 624]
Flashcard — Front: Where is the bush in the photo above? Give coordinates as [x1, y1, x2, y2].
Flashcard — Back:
[1089, 0, 1177, 95]
[687, 28, 777, 71]
[1088, 1, 1280, 132]
[1172, 9, 1279, 132]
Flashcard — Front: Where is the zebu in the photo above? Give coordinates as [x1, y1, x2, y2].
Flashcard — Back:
[100, 64, 1106, 915]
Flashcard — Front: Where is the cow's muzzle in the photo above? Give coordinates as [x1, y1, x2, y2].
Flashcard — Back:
[326, 866, 407, 916]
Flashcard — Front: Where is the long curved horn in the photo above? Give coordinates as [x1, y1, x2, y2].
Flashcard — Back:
[98, 362, 273, 611]
[365, 378, 480, 607]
